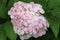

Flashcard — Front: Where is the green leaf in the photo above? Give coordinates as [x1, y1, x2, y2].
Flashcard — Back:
[4, 21, 17, 40]
[0, 32, 7, 40]
[7, 0, 19, 10]
[44, 13, 60, 38]
[51, 8, 60, 18]
[0, 3, 7, 19]
[0, 25, 7, 40]
[48, 0, 60, 9]
[50, 22, 59, 38]
[0, 0, 7, 5]
[51, 8, 60, 29]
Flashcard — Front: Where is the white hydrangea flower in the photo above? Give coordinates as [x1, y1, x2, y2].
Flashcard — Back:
[8, 1, 49, 40]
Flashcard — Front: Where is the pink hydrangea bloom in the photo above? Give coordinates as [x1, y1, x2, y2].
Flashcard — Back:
[8, 1, 49, 40]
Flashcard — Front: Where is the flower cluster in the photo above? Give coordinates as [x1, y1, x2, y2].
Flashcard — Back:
[8, 1, 49, 40]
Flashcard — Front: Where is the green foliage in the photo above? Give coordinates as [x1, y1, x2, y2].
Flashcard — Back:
[49, 6, 60, 38]
[48, 0, 60, 9]
[44, 11, 60, 38]
[50, 22, 59, 38]
[43, 0, 60, 38]
[0, 0, 7, 4]
[0, 2, 7, 19]
[0, 25, 7, 40]
[4, 21, 17, 40]
[51, 8, 60, 18]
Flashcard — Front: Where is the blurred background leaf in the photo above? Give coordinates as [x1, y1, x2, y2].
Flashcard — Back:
[44, 11, 60, 38]
[4, 21, 17, 40]
[0, 2, 7, 19]
[0, 24, 7, 40]
[51, 8, 60, 18]
[0, 0, 7, 5]
[48, 0, 60, 9]
[50, 22, 59, 38]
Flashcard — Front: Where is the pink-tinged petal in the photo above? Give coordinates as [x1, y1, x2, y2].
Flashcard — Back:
[28, 25, 33, 35]
[23, 27, 28, 33]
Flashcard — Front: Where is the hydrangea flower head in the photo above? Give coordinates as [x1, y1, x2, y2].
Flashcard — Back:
[8, 1, 49, 40]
